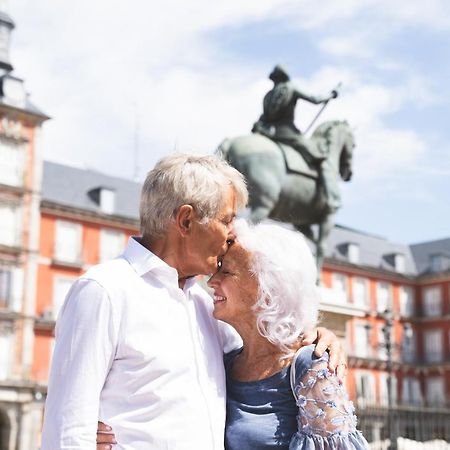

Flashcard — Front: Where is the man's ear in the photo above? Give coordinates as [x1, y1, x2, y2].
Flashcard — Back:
[175, 205, 195, 236]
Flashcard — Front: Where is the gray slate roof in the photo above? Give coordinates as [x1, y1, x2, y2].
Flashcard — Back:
[325, 225, 417, 275]
[41, 161, 448, 276]
[42, 161, 140, 220]
[410, 238, 450, 275]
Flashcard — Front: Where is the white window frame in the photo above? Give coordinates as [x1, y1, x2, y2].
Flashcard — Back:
[353, 321, 370, 358]
[402, 377, 422, 405]
[355, 371, 375, 407]
[99, 188, 116, 214]
[376, 281, 392, 314]
[0, 139, 25, 187]
[54, 220, 82, 263]
[347, 243, 360, 264]
[99, 229, 125, 262]
[399, 285, 415, 317]
[423, 286, 442, 317]
[424, 329, 443, 363]
[332, 273, 348, 303]
[352, 277, 369, 309]
[426, 377, 445, 405]
[402, 328, 416, 363]
[0, 327, 13, 380]
[379, 372, 397, 406]
[0, 203, 22, 247]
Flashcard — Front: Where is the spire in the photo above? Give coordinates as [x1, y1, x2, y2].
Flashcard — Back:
[0, 0, 15, 74]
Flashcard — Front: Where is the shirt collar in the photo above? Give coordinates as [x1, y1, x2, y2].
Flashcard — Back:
[123, 236, 178, 278]
[123, 236, 199, 294]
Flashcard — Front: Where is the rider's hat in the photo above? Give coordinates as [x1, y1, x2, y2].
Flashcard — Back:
[269, 65, 290, 82]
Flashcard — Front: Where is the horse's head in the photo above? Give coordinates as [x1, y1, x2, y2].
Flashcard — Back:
[338, 120, 355, 182]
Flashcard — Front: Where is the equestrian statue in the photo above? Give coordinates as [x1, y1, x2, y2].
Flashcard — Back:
[217, 65, 355, 275]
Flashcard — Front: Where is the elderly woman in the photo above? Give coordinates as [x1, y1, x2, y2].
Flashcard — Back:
[207, 220, 369, 449]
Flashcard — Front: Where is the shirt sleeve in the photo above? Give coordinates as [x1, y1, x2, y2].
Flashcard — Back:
[40, 278, 119, 450]
[217, 320, 243, 353]
[289, 346, 370, 449]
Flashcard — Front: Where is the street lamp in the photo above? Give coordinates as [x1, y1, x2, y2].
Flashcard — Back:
[365, 308, 411, 450]
[381, 308, 397, 450]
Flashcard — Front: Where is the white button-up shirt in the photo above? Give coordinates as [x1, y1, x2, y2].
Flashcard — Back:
[41, 237, 241, 450]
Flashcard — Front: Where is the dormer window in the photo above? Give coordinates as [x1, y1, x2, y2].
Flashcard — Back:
[430, 253, 450, 273]
[393, 253, 405, 273]
[347, 243, 360, 264]
[99, 188, 115, 214]
[88, 187, 116, 214]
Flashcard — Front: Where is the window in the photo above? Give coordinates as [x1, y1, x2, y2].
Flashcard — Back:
[0, 139, 25, 186]
[54, 221, 82, 263]
[99, 229, 125, 262]
[332, 273, 348, 302]
[0, 266, 23, 311]
[424, 329, 443, 363]
[52, 277, 75, 319]
[355, 371, 375, 407]
[378, 323, 391, 360]
[423, 286, 442, 317]
[402, 377, 422, 405]
[399, 286, 415, 317]
[393, 253, 405, 273]
[0, 268, 11, 308]
[430, 254, 450, 273]
[0, 203, 21, 247]
[376, 282, 392, 313]
[379, 373, 397, 406]
[352, 277, 369, 308]
[0, 328, 12, 380]
[354, 322, 370, 357]
[402, 328, 416, 363]
[347, 243, 359, 264]
[426, 377, 445, 405]
[99, 189, 116, 214]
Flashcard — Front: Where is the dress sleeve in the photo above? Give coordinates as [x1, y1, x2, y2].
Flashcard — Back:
[289, 347, 370, 449]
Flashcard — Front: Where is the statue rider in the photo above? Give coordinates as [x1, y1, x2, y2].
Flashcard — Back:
[252, 65, 340, 213]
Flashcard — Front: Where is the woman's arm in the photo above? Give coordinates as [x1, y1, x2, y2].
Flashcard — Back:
[290, 348, 369, 449]
[96, 422, 116, 450]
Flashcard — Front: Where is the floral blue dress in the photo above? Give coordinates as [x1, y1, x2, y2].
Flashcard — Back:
[224, 345, 369, 449]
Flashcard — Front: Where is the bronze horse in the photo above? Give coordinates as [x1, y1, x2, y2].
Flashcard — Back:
[217, 120, 355, 274]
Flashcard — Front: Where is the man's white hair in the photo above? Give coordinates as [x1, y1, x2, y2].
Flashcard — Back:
[234, 220, 319, 356]
[140, 153, 248, 238]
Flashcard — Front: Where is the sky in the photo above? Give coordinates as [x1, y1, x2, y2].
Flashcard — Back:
[7, 0, 450, 244]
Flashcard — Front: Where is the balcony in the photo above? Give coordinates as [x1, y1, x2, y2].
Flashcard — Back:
[349, 349, 450, 368]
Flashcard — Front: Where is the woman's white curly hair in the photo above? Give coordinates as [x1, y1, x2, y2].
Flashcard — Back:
[234, 219, 320, 356]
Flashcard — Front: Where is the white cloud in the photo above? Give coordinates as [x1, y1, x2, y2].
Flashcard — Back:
[7, 0, 445, 185]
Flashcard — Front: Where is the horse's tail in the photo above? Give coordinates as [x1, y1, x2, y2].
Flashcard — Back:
[216, 138, 231, 161]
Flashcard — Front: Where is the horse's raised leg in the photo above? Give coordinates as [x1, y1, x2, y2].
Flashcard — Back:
[316, 214, 334, 284]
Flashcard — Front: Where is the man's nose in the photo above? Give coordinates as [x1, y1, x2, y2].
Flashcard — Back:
[227, 229, 236, 245]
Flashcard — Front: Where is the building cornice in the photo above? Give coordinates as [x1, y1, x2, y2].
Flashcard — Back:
[323, 258, 417, 283]
[40, 200, 139, 229]
[0, 102, 50, 124]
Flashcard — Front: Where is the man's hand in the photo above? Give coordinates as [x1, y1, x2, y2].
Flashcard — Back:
[302, 327, 347, 382]
[96, 422, 116, 450]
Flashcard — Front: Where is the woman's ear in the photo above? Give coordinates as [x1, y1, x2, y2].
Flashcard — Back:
[175, 204, 195, 236]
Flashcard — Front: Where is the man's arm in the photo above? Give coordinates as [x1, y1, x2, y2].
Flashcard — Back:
[293, 85, 335, 105]
[41, 279, 118, 449]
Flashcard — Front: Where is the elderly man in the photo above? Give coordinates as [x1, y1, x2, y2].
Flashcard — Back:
[41, 154, 345, 450]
